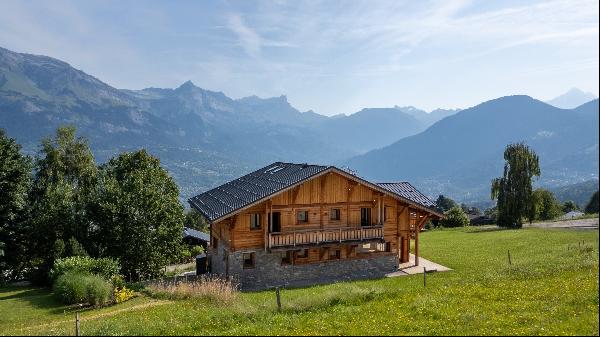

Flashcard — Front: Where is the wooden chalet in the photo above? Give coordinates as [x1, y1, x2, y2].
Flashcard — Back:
[189, 162, 443, 290]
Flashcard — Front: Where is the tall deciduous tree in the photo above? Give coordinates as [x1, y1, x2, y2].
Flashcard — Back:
[89, 150, 184, 280]
[435, 195, 458, 213]
[532, 188, 563, 220]
[491, 142, 540, 228]
[0, 130, 32, 282]
[28, 126, 97, 283]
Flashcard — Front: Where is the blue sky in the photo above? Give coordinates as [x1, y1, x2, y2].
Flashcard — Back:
[0, 0, 598, 115]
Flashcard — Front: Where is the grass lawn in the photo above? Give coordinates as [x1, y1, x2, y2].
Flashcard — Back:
[1, 227, 598, 336]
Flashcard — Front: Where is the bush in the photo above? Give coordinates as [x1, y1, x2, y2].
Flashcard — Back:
[440, 206, 470, 228]
[190, 245, 204, 257]
[50, 256, 120, 281]
[85, 275, 113, 306]
[53, 272, 112, 306]
[114, 286, 135, 304]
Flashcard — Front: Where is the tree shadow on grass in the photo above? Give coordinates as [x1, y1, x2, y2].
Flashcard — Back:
[0, 286, 73, 313]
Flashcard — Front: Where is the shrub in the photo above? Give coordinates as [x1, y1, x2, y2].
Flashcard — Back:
[114, 286, 135, 304]
[53, 272, 89, 304]
[440, 206, 470, 227]
[190, 245, 204, 257]
[85, 275, 113, 306]
[50, 256, 120, 281]
[53, 272, 112, 306]
[146, 275, 238, 304]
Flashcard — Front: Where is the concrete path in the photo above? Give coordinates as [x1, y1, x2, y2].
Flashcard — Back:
[524, 217, 598, 230]
[386, 254, 451, 277]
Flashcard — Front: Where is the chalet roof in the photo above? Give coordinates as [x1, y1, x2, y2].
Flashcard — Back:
[189, 162, 329, 222]
[183, 227, 210, 242]
[189, 162, 442, 222]
[376, 182, 436, 208]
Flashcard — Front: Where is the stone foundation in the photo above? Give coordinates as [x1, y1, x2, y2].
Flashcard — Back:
[209, 248, 397, 291]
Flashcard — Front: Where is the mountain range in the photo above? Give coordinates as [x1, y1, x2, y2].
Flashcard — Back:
[1, 46, 598, 205]
[546, 88, 597, 109]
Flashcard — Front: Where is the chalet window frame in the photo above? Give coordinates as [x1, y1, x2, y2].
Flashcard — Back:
[281, 251, 293, 265]
[297, 210, 309, 223]
[330, 208, 341, 221]
[329, 248, 341, 260]
[296, 249, 309, 259]
[250, 213, 262, 230]
[242, 252, 255, 269]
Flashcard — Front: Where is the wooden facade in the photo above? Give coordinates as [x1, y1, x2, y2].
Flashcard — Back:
[208, 170, 440, 270]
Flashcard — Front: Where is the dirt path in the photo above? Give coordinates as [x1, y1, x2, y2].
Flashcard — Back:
[524, 217, 599, 230]
[18, 299, 172, 333]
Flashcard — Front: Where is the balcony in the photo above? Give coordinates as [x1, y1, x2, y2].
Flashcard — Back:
[268, 225, 384, 250]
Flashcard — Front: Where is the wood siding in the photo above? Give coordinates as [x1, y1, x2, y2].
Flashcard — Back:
[210, 171, 426, 264]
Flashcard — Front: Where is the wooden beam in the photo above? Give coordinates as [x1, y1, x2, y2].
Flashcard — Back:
[264, 202, 269, 251]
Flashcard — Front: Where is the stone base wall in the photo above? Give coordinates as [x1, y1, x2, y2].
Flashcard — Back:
[214, 249, 397, 291]
[207, 244, 228, 276]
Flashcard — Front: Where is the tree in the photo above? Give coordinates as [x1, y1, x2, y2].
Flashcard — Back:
[435, 195, 458, 213]
[28, 126, 97, 283]
[0, 130, 32, 282]
[532, 189, 563, 220]
[491, 142, 540, 228]
[562, 200, 579, 214]
[89, 150, 184, 280]
[184, 209, 209, 233]
[440, 206, 470, 228]
[585, 191, 599, 214]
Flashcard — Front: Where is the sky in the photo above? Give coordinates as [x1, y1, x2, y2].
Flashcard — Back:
[0, 0, 598, 115]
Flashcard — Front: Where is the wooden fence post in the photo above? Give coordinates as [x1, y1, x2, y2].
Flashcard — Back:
[75, 312, 80, 336]
[423, 267, 426, 287]
[508, 250, 512, 265]
[276, 287, 281, 311]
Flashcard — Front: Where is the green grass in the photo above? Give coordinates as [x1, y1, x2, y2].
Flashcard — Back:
[1, 227, 598, 335]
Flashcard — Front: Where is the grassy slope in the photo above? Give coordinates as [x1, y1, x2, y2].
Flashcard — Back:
[1, 227, 598, 336]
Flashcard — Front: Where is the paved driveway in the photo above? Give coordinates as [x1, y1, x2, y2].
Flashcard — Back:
[524, 217, 599, 230]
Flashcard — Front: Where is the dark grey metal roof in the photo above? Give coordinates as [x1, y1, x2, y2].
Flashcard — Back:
[183, 227, 210, 242]
[188, 162, 330, 222]
[376, 182, 436, 208]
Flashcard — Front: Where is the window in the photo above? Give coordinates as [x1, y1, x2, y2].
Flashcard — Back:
[296, 249, 308, 259]
[243, 252, 255, 269]
[385, 242, 391, 252]
[360, 208, 371, 226]
[281, 251, 293, 265]
[330, 208, 341, 221]
[250, 213, 261, 230]
[297, 210, 308, 223]
[329, 249, 341, 260]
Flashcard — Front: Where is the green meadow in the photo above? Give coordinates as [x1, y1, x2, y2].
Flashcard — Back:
[1, 227, 598, 336]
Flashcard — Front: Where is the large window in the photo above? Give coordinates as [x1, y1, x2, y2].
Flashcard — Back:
[250, 213, 261, 230]
[329, 249, 341, 260]
[297, 210, 309, 223]
[330, 208, 341, 221]
[243, 252, 255, 269]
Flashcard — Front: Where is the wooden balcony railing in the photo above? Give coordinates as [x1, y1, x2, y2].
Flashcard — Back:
[268, 225, 384, 249]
